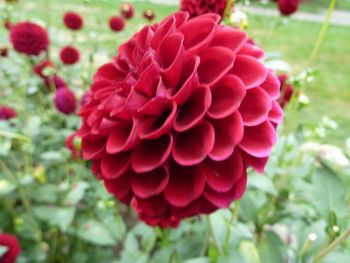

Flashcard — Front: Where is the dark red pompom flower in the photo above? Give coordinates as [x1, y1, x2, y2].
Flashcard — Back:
[77, 12, 283, 227]
[54, 88, 77, 115]
[0, 233, 21, 263]
[180, 0, 228, 18]
[143, 10, 156, 22]
[0, 106, 17, 121]
[121, 3, 134, 20]
[278, 74, 294, 107]
[10, 22, 49, 56]
[109, 16, 125, 32]
[60, 46, 80, 65]
[278, 0, 299, 16]
[63, 11, 83, 30]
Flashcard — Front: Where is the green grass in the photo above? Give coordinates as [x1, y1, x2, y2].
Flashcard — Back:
[1, 0, 350, 145]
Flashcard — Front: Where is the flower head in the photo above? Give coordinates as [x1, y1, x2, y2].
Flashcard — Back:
[60, 46, 80, 65]
[63, 11, 83, 30]
[65, 132, 81, 158]
[33, 60, 54, 78]
[54, 88, 77, 115]
[45, 75, 67, 90]
[109, 16, 125, 32]
[180, 0, 228, 18]
[143, 10, 156, 22]
[10, 22, 49, 56]
[121, 3, 134, 20]
[0, 106, 17, 121]
[278, 74, 294, 107]
[278, 0, 299, 16]
[78, 12, 283, 227]
[0, 233, 21, 263]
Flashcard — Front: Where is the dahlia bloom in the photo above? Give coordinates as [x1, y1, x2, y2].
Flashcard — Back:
[0, 233, 21, 263]
[0, 106, 17, 121]
[54, 88, 77, 115]
[33, 60, 54, 78]
[143, 10, 156, 22]
[278, 0, 299, 16]
[0, 47, 9, 57]
[180, 0, 228, 18]
[60, 46, 80, 65]
[78, 12, 283, 227]
[109, 16, 125, 32]
[10, 22, 49, 56]
[66, 132, 80, 158]
[44, 75, 67, 90]
[63, 11, 83, 30]
[120, 3, 135, 20]
[278, 74, 294, 108]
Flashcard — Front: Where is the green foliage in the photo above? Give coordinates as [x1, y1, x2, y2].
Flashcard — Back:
[0, 0, 349, 263]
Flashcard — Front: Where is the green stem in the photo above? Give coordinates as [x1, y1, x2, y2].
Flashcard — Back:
[308, 0, 337, 66]
[207, 215, 222, 254]
[224, 204, 239, 253]
[223, 0, 235, 22]
[313, 228, 350, 262]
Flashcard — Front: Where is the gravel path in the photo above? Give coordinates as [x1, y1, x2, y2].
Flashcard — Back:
[134, 0, 350, 27]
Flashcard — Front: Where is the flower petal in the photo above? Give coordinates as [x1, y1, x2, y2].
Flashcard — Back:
[239, 87, 272, 126]
[131, 167, 169, 198]
[104, 171, 131, 201]
[101, 151, 132, 179]
[208, 75, 246, 119]
[135, 194, 168, 216]
[164, 163, 205, 207]
[239, 121, 276, 158]
[261, 70, 280, 100]
[210, 27, 247, 53]
[209, 112, 244, 161]
[230, 55, 267, 89]
[269, 101, 284, 124]
[174, 85, 211, 132]
[173, 121, 215, 166]
[198, 47, 235, 86]
[132, 134, 173, 173]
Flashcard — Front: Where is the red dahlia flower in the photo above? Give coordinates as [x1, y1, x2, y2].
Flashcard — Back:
[0, 233, 21, 263]
[0, 47, 9, 57]
[45, 75, 67, 90]
[278, 0, 299, 16]
[120, 3, 135, 20]
[180, 0, 228, 18]
[66, 132, 81, 158]
[143, 10, 156, 22]
[0, 106, 17, 121]
[60, 46, 80, 65]
[34, 60, 54, 78]
[54, 88, 77, 115]
[109, 16, 125, 32]
[278, 74, 294, 108]
[10, 22, 49, 56]
[63, 11, 83, 30]
[77, 12, 283, 227]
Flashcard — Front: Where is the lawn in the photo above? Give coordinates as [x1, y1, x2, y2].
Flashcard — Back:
[2, 0, 350, 145]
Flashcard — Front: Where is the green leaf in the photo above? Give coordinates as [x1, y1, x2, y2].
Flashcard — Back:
[64, 181, 89, 205]
[0, 138, 12, 156]
[32, 185, 58, 203]
[0, 246, 8, 257]
[311, 168, 347, 219]
[0, 179, 16, 196]
[33, 205, 75, 232]
[102, 216, 126, 242]
[257, 231, 284, 263]
[169, 250, 181, 263]
[77, 220, 116, 246]
[248, 174, 277, 196]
